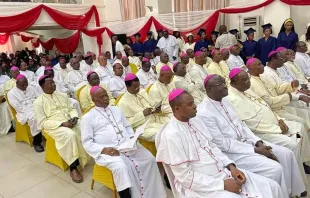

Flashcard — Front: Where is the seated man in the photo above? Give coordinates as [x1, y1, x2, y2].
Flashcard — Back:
[81, 86, 166, 198]
[121, 56, 134, 76]
[80, 53, 96, 74]
[34, 75, 89, 183]
[8, 74, 44, 152]
[53, 56, 72, 87]
[189, 51, 208, 93]
[136, 58, 157, 89]
[149, 66, 175, 117]
[118, 73, 170, 141]
[198, 73, 307, 197]
[207, 49, 230, 83]
[66, 58, 88, 97]
[227, 45, 245, 70]
[155, 52, 173, 75]
[19, 61, 36, 85]
[3, 66, 19, 94]
[80, 71, 114, 112]
[173, 62, 204, 104]
[0, 69, 12, 136]
[108, 63, 126, 99]
[128, 49, 141, 69]
[294, 41, 310, 78]
[156, 89, 286, 198]
[94, 55, 114, 85]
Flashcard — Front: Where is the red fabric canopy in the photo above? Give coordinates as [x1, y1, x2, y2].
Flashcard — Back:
[219, 0, 274, 13]
[0, 33, 10, 45]
[280, 0, 310, 5]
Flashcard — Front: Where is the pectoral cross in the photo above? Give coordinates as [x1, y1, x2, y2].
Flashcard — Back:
[116, 130, 124, 138]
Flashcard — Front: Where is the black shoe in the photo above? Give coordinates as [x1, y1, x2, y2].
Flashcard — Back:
[163, 173, 171, 190]
[34, 145, 45, 153]
[301, 191, 307, 197]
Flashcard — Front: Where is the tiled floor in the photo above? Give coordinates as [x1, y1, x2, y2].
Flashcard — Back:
[0, 132, 310, 198]
[0, 133, 174, 198]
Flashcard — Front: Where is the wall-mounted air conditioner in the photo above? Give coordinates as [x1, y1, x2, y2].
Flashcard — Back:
[239, 16, 261, 40]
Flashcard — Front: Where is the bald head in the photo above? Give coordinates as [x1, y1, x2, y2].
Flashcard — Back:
[296, 41, 308, 53]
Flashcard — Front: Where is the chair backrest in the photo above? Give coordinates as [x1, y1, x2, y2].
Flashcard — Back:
[83, 105, 95, 115]
[146, 84, 153, 93]
[130, 63, 138, 74]
[76, 84, 86, 102]
[114, 93, 124, 106]
[155, 128, 182, 198]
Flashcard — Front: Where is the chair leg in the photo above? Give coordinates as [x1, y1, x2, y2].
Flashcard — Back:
[91, 179, 94, 190]
[113, 189, 118, 198]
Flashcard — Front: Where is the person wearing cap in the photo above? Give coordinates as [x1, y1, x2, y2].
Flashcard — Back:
[79, 71, 114, 113]
[155, 52, 173, 75]
[182, 33, 196, 53]
[149, 66, 175, 117]
[209, 30, 219, 48]
[172, 62, 204, 104]
[278, 18, 298, 51]
[228, 69, 310, 190]
[0, 67, 12, 136]
[189, 51, 208, 93]
[80, 53, 96, 75]
[194, 28, 209, 52]
[136, 58, 157, 89]
[8, 74, 44, 152]
[34, 75, 89, 183]
[173, 28, 185, 56]
[242, 28, 257, 62]
[111, 35, 126, 58]
[247, 58, 310, 131]
[198, 73, 307, 197]
[118, 73, 169, 141]
[3, 66, 20, 94]
[256, 23, 277, 66]
[215, 25, 238, 50]
[229, 29, 243, 48]
[66, 58, 88, 97]
[179, 52, 191, 72]
[19, 61, 36, 86]
[156, 88, 285, 198]
[132, 33, 144, 57]
[157, 29, 178, 62]
[81, 86, 166, 198]
[299, 23, 310, 54]
[127, 49, 141, 69]
[227, 45, 245, 70]
[208, 50, 230, 83]
[94, 54, 114, 85]
[295, 41, 310, 78]
[108, 63, 126, 98]
[143, 31, 157, 54]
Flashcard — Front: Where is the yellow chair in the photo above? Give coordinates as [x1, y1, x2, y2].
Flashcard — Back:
[5, 94, 33, 146]
[146, 84, 153, 93]
[91, 164, 117, 198]
[42, 131, 69, 171]
[76, 85, 86, 103]
[130, 63, 138, 74]
[114, 93, 124, 106]
[138, 138, 157, 157]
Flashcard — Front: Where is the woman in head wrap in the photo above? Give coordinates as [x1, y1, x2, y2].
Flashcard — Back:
[256, 23, 277, 65]
[299, 23, 310, 54]
[277, 18, 298, 50]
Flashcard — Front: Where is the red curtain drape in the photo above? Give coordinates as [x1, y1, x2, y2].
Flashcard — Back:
[128, 17, 153, 41]
[82, 27, 106, 45]
[0, 33, 10, 45]
[19, 34, 34, 42]
[280, 0, 310, 5]
[219, 0, 274, 13]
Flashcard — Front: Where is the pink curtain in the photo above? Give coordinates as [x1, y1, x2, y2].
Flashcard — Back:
[120, 0, 146, 21]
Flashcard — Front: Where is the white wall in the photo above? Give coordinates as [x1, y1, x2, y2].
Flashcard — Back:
[291, 6, 310, 37]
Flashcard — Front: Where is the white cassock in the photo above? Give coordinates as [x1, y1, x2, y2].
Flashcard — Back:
[94, 64, 114, 85]
[19, 70, 36, 85]
[155, 62, 173, 76]
[157, 35, 179, 62]
[284, 61, 309, 85]
[81, 106, 166, 198]
[136, 69, 157, 89]
[107, 75, 126, 98]
[203, 57, 213, 71]
[128, 56, 141, 69]
[182, 42, 196, 53]
[66, 70, 88, 96]
[122, 65, 132, 77]
[152, 56, 160, 67]
[0, 75, 12, 136]
[54, 63, 73, 72]
[172, 74, 205, 104]
[189, 63, 208, 93]
[7, 86, 41, 136]
[275, 65, 295, 82]
[207, 61, 230, 83]
[80, 63, 96, 75]
[295, 52, 310, 78]
[35, 66, 45, 77]
[115, 40, 126, 57]
[53, 66, 72, 88]
[156, 116, 286, 198]
[228, 87, 310, 183]
[227, 54, 245, 70]
[4, 78, 16, 94]
[148, 81, 174, 117]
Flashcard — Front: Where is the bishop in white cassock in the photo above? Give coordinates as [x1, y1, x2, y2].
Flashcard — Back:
[121, 56, 133, 77]
[156, 88, 286, 198]
[227, 45, 246, 70]
[0, 72, 12, 136]
[81, 86, 166, 198]
[128, 49, 141, 69]
[53, 57, 72, 88]
[34, 76, 89, 183]
[136, 58, 157, 89]
[108, 63, 126, 99]
[189, 51, 208, 93]
[19, 61, 36, 86]
[8, 74, 44, 152]
[207, 49, 230, 83]
[197, 74, 306, 197]
[172, 62, 204, 104]
[117, 73, 170, 142]
[3, 66, 19, 94]
[295, 41, 310, 78]
[94, 55, 114, 85]
[157, 30, 178, 62]
[148, 66, 175, 117]
[66, 58, 88, 97]
[80, 54, 96, 74]
[155, 52, 173, 75]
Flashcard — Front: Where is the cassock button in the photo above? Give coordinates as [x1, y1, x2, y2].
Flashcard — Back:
[219, 170, 222, 172]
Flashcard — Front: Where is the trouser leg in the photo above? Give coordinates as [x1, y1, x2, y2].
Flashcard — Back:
[69, 159, 80, 171]
[118, 188, 131, 198]
[33, 132, 42, 146]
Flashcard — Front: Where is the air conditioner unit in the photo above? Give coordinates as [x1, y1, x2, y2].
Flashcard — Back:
[239, 16, 261, 40]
